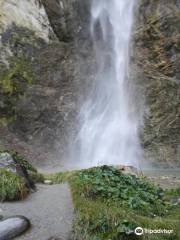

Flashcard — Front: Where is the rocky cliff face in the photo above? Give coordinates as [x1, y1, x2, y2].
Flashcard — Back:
[42, 0, 91, 41]
[0, 0, 52, 125]
[0, 0, 93, 168]
[134, 0, 180, 167]
[0, 0, 179, 168]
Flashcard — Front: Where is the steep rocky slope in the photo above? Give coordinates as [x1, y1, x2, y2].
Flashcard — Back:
[0, 0, 179, 168]
[0, 0, 51, 125]
[0, 0, 93, 167]
[134, 0, 180, 166]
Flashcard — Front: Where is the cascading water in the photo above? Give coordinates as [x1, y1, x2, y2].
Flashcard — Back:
[76, 0, 143, 168]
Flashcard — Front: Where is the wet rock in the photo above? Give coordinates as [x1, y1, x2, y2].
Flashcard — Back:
[117, 165, 140, 176]
[42, 0, 91, 41]
[0, 0, 94, 164]
[0, 0, 51, 42]
[134, 0, 180, 167]
[0, 216, 30, 240]
[0, 153, 16, 173]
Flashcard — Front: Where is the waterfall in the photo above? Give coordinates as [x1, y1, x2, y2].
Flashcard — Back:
[76, 0, 142, 168]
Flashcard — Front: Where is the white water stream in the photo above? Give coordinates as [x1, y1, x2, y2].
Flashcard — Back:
[76, 0, 142, 168]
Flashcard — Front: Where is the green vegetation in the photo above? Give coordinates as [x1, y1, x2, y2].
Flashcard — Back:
[0, 57, 34, 95]
[74, 166, 167, 216]
[11, 151, 37, 173]
[0, 151, 44, 201]
[51, 166, 180, 240]
[0, 169, 28, 201]
[12, 151, 45, 183]
[0, 57, 35, 125]
[0, 150, 44, 184]
[48, 170, 77, 183]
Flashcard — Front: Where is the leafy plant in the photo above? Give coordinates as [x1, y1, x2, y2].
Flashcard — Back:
[76, 165, 166, 216]
[67, 166, 180, 240]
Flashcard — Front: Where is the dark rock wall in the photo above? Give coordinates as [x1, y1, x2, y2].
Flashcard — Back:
[0, 0, 94, 166]
[42, 0, 91, 41]
[134, 0, 180, 166]
[0, 25, 46, 125]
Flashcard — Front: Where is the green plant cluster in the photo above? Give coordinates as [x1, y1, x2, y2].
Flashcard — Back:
[69, 166, 180, 240]
[0, 169, 28, 201]
[76, 166, 166, 216]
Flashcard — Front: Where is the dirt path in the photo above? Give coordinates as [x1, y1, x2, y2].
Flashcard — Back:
[0, 184, 74, 240]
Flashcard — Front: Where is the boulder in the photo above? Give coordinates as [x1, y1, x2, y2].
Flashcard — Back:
[0, 153, 16, 173]
[117, 165, 141, 176]
[0, 216, 30, 240]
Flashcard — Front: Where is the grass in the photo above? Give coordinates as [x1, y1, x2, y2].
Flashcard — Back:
[49, 166, 180, 240]
[0, 169, 28, 201]
[1, 157, 179, 239]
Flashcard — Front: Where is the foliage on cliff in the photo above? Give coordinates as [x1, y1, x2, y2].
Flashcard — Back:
[0, 56, 35, 126]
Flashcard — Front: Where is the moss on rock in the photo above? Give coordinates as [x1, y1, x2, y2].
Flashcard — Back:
[0, 56, 35, 126]
[0, 57, 34, 94]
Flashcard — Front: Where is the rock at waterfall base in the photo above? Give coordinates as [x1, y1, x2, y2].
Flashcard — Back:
[117, 165, 140, 176]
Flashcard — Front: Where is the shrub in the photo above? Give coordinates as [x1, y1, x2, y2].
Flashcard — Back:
[0, 169, 28, 201]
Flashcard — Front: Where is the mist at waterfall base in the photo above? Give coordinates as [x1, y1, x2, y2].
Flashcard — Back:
[73, 0, 143, 169]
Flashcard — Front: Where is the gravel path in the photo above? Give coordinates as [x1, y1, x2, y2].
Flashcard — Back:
[0, 184, 74, 240]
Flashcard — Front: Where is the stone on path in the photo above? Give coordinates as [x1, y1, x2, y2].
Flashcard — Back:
[0, 216, 30, 240]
